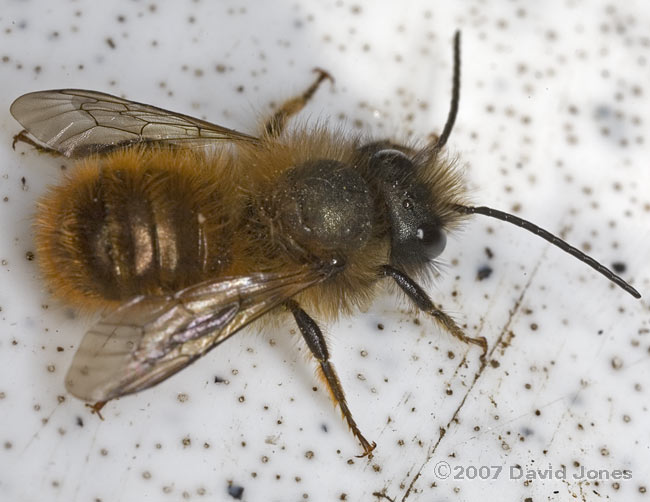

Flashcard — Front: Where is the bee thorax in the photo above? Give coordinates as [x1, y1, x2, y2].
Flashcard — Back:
[274, 159, 373, 254]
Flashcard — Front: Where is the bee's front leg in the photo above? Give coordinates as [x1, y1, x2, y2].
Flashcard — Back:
[381, 265, 488, 359]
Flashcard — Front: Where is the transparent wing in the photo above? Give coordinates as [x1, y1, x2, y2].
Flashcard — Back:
[65, 267, 328, 402]
[10, 89, 259, 158]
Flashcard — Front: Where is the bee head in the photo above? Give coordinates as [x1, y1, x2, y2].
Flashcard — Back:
[369, 149, 448, 269]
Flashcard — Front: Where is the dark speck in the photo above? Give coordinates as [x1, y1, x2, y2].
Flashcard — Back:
[106, 37, 116, 49]
[214, 375, 225, 383]
[377, 323, 384, 330]
[477, 265, 493, 281]
[227, 483, 244, 500]
[76, 416, 84, 427]
[485, 247, 493, 259]
[612, 262, 626, 274]
[321, 423, 328, 432]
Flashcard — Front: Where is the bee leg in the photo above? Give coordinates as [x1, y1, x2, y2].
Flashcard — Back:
[12, 130, 54, 154]
[85, 401, 107, 420]
[285, 299, 377, 458]
[264, 68, 334, 137]
[381, 265, 488, 359]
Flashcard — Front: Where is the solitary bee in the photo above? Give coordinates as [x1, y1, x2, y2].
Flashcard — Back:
[10, 32, 639, 458]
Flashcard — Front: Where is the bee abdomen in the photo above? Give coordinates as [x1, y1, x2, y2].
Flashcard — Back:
[35, 149, 234, 309]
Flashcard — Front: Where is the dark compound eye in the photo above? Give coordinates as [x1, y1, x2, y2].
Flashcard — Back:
[416, 222, 447, 259]
[370, 149, 414, 176]
[368, 147, 447, 267]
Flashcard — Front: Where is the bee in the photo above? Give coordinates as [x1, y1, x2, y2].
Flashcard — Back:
[10, 32, 640, 458]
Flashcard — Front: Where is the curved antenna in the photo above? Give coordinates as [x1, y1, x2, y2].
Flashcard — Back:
[455, 205, 641, 299]
[432, 31, 461, 152]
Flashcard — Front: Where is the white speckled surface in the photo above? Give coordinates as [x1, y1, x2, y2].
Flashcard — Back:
[1, 1, 649, 501]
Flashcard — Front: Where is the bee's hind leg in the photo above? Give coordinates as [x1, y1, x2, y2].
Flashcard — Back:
[285, 299, 376, 458]
[264, 68, 333, 137]
[12, 130, 55, 155]
[381, 265, 488, 360]
[85, 400, 107, 420]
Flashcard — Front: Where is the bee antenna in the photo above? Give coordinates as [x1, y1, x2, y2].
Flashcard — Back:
[455, 204, 641, 299]
[432, 30, 461, 152]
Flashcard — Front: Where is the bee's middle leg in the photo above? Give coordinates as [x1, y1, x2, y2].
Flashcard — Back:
[285, 299, 376, 458]
[264, 68, 333, 137]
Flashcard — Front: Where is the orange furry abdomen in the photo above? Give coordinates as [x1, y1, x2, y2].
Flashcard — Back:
[34, 148, 240, 311]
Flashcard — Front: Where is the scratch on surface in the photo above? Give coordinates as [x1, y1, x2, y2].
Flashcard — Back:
[397, 260, 542, 502]
[22, 402, 60, 454]
[72, 412, 102, 502]
[544, 292, 633, 451]
[379, 392, 413, 437]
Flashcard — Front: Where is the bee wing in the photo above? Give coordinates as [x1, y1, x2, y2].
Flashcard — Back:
[65, 267, 328, 402]
[10, 89, 259, 158]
